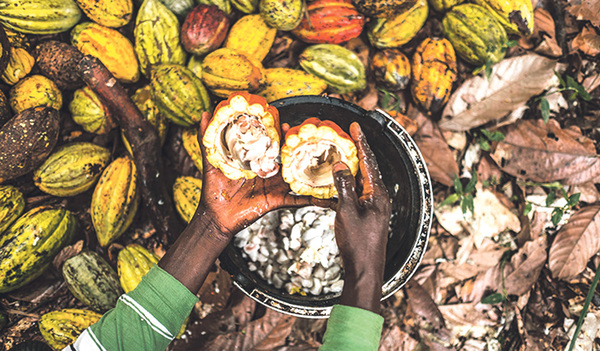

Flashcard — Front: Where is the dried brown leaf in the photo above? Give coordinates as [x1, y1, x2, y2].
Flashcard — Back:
[468, 237, 547, 302]
[571, 24, 600, 56]
[378, 324, 419, 351]
[567, 0, 600, 27]
[52, 240, 84, 270]
[519, 8, 562, 57]
[490, 119, 600, 185]
[405, 280, 446, 331]
[440, 54, 557, 131]
[413, 119, 459, 187]
[548, 205, 600, 280]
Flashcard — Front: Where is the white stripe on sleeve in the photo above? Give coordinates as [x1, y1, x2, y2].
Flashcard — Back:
[66, 329, 107, 351]
[119, 294, 174, 340]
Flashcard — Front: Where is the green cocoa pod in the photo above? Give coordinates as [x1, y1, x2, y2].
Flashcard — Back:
[117, 244, 159, 293]
[122, 85, 169, 155]
[91, 157, 140, 247]
[62, 251, 123, 313]
[259, 0, 303, 31]
[368, 0, 428, 49]
[0, 0, 82, 35]
[0, 185, 25, 234]
[471, 0, 533, 35]
[135, 0, 187, 77]
[151, 64, 212, 126]
[173, 176, 202, 223]
[34, 142, 111, 197]
[159, 0, 195, 16]
[442, 3, 508, 66]
[231, 0, 259, 14]
[299, 44, 366, 94]
[428, 0, 463, 12]
[0, 206, 77, 293]
[196, 0, 232, 15]
[69, 86, 117, 135]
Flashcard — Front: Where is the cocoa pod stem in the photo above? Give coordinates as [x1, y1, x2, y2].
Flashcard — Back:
[77, 55, 182, 245]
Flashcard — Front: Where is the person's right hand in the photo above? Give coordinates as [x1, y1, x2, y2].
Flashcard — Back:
[332, 122, 391, 314]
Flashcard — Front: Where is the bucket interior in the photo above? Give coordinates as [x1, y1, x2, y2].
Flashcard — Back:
[219, 96, 428, 315]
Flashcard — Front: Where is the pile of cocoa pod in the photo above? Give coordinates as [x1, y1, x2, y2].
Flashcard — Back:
[0, 0, 533, 347]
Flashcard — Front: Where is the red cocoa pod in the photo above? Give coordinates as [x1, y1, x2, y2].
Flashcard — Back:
[181, 5, 230, 56]
[292, 0, 364, 44]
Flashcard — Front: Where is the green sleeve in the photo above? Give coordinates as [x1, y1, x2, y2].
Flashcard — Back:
[68, 265, 198, 351]
[319, 305, 384, 351]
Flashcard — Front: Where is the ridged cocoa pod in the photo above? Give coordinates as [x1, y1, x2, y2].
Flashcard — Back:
[442, 4, 507, 66]
[181, 5, 230, 56]
[259, 0, 303, 31]
[0, 0, 82, 35]
[181, 127, 203, 174]
[258, 68, 327, 102]
[173, 176, 202, 223]
[159, 0, 195, 16]
[0, 107, 60, 182]
[231, 0, 259, 13]
[91, 157, 140, 247]
[1, 47, 34, 85]
[370, 49, 411, 91]
[117, 244, 159, 293]
[471, 0, 533, 35]
[224, 14, 276, 62]
[292, 0, 365, 44]
[352, 0, 416, 17]
[299, 44, 366, 94]
[71, 22, 140, 83]
[428, 0, 463, 12]
[0, 206, 77, 293]
[9, 75, 62, 114]
[135, 0, 187, 78]
[197, 0, 232, 15]
[34, 142, 111, 197]
[201, 48, 266, 97]
[74, 0, 133, 28]
[39, 309, 102, 350]
[151, 64, 212, 126]
[122, 85, 169, 155]
[411, 37, 457, 113]
[33, 41, 84, 90]
[69, 87, 117, 134]
[62, 251, 123, 312]
[368, 0, 428, 49]
[0, 185, 25, 234]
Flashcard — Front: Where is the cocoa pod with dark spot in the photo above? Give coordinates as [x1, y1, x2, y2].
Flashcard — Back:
[0, 106, 61, 182]
[33, 40, 83, 90]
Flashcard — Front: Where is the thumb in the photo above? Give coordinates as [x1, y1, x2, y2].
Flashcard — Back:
[333, 161, 358, 208]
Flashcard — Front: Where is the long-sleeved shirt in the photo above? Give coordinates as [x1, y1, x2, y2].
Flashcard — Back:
[65, 265, 384, 350]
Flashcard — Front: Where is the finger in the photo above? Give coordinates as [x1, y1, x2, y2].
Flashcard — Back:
[350, 122, 386, 196]
[198, 111, 216, 172]
[332, 161, 359, 209]
[281, 123, 290, 134]
[282, 193, 337, 210]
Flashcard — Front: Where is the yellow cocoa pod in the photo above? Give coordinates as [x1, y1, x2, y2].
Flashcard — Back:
[39, 308, 102, 350]
[173, 176, 202, 223]
[75, 0, 133, 28]
[428, 0, 463, 12]
[117, 244, 159, 293]
[122, 85, 168, 155]
[5, 29, 30, 50]
[258, 68, 327, 102]
[201, 48, 266, 98]
[71, 22, 140, 83]
[182, 127, 203, 174]
[91, 157, 140, 247]
[224, 14, 276, 62]
[2, 47, 34, 85]
[368, 0, 428, 49]
[69, 86, 117, 134]
[370, 49, 411, 91]
[9, 75, 62, 114]
[411, 37, 457, 113]
[471, 0, 533, 36]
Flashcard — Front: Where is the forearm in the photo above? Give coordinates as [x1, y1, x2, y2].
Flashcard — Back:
[158, 205, 231, 294]
[340, 265, 384, 314]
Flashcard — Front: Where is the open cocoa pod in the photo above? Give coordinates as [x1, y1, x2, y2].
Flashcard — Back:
[202, 92, 281, 180]
[281, 117, 358, 199]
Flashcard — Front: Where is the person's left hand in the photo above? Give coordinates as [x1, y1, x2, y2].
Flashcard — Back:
[192, 112, 333, 240]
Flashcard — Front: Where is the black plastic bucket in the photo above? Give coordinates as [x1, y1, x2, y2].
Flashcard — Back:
[219, 95, 432, 318]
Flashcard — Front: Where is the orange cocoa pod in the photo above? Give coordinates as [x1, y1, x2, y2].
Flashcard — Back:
[202, 92, 280, 180]
[281, 118, 358, 199]
[292, 0, 365, 44]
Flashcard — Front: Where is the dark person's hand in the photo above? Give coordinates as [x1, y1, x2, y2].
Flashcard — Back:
[332, 122, 391, 314]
